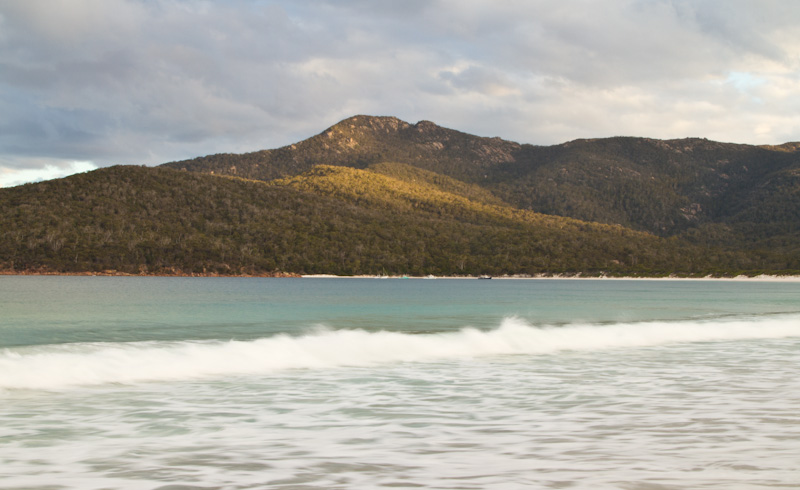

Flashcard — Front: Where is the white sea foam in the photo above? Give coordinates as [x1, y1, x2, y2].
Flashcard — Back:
[2, 315, 799, 390]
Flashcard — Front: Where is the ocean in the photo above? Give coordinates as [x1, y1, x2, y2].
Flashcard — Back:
[1, 276, 799, 489]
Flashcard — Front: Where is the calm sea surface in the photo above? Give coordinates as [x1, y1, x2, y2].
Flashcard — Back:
[1, 276, 800, 489]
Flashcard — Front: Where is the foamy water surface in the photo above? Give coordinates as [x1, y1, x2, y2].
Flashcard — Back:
[2, 277, 800, 489]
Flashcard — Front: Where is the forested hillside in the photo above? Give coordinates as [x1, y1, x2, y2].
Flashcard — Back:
[3, 115, 800, 277]
[165, 116, 800, 252]
[0, 165, 757, 277]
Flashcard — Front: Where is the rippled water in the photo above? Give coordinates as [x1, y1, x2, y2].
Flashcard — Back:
[2, 277, 800, 489]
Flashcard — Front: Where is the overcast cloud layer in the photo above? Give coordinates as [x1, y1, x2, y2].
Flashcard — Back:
[1, 0, 799, 186]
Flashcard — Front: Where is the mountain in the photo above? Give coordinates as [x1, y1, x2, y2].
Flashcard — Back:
[163, 115, 522, 182]
[165, 115, 800, 245]
[2, 115, 799, 276]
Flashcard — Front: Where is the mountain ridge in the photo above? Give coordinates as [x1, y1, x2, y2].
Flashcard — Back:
[163, 115, 800, 239]
[2, 115, 799, 276]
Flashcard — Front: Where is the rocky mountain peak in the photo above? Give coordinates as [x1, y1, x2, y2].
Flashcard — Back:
[327, 115, 410, 135]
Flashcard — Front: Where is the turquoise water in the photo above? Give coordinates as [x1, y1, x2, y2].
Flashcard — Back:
[3, 276, 799, 347]
[2, 277, 800, 488]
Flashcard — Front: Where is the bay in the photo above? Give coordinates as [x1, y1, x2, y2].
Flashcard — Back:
[1, 276, 800, 489]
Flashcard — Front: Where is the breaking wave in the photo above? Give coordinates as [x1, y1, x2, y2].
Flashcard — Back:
[2, 315, 799, 390]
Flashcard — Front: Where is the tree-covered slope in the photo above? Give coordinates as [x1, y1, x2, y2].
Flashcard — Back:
[5, 115, 800, 276]
[488, 137, 800, 236]
[163, 116, 800, 244]
[0, 165, 751, 277]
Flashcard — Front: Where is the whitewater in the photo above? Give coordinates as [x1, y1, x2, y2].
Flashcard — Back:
[2, 276, 800, 489]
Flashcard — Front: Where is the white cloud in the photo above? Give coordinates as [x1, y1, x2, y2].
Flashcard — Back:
[0, 160, 97, 188]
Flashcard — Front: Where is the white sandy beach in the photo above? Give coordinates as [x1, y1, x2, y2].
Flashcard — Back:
[301, 274, 800, 282]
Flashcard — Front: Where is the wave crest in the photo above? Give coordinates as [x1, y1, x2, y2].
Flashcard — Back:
[2, 315, 799, 390]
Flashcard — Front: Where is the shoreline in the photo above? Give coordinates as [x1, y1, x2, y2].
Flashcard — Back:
[300, 274, 800, 282]
[2, 270, 800, 282]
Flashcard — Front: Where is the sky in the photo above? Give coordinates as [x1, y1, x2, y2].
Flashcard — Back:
[1, 0, 799, 187]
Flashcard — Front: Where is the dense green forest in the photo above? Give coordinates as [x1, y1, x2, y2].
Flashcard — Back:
[2, 115, 800, 277]
[0, 165, 752, 277]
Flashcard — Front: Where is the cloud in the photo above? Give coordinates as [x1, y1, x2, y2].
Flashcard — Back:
[1, 0, 799, 186]
[0, 159, 97, 188]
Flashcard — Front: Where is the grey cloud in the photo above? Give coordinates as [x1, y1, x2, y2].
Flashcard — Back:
[0, 0, 799, 186]
[680, 0, 797, 61]
[419, 0, 799, 85]
[436, 65, 520, 98]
